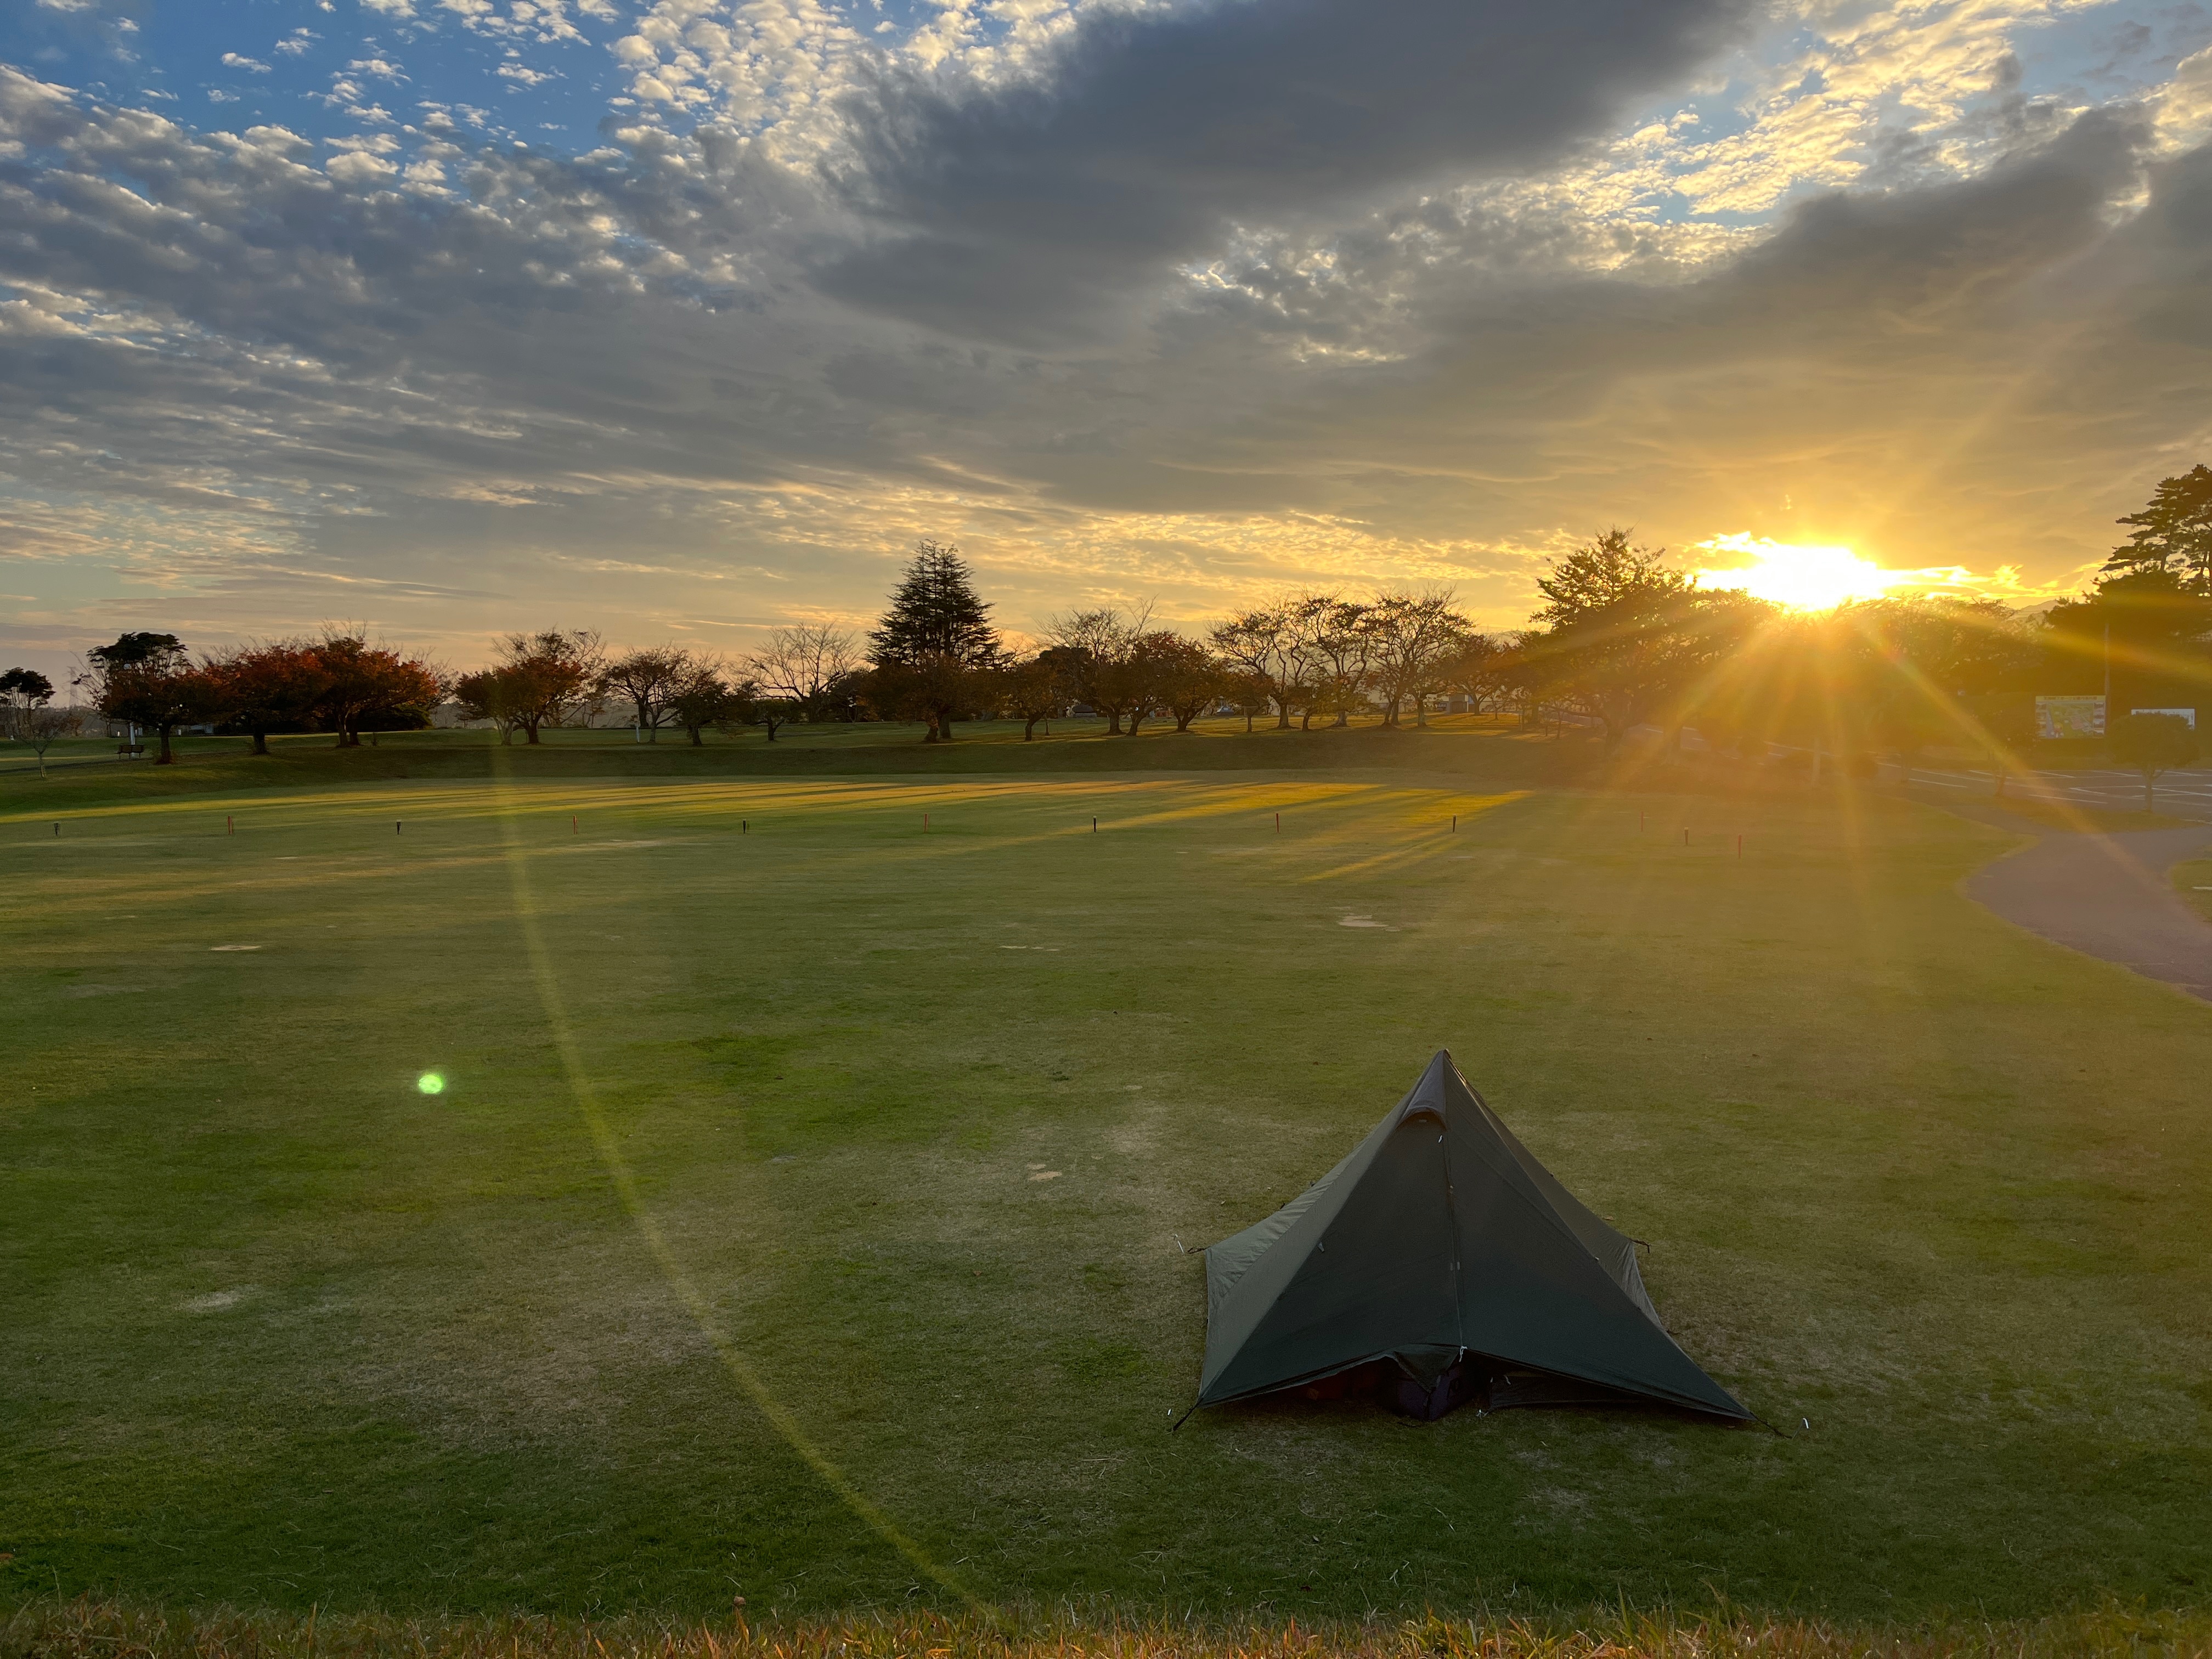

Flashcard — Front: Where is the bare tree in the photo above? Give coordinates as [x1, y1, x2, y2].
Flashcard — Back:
[1211, 594, 1331, 729]
[746, 623, 862, 723]
[597, 646, 695, 742]
[1310, 599, 1379, 728]
[1046, 605, 1154, 735]
[19, 703, 74, 776]
[1367, 591, 1474, 727]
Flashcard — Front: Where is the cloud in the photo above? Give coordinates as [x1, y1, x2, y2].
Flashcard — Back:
[814, 0, 1759, 342]
[221, 53, 274, 73]
[2, 2, 2212, 674]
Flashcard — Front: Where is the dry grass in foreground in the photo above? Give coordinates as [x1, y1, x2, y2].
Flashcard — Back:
[4, 1601, 2210, 1659]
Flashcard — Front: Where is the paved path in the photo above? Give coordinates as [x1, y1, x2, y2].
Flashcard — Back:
[1905, 763, 2212, 822]
[1949, 804, 2212, 1002]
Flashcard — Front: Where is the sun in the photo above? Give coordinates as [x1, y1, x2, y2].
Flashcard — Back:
[1692, 533, 1902, 611]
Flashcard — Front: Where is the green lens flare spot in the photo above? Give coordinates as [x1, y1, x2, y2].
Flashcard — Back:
[417, 1073, 445, 1096]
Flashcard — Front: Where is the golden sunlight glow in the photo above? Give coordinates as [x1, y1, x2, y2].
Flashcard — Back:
[1692, 534, 1904, 611]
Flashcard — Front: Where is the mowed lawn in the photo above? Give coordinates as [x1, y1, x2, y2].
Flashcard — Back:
[4, 769, 2210, 1621]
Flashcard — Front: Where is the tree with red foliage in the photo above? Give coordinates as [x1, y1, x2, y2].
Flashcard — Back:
[210, 641, 329, 754]
[308, 631, 443, 746]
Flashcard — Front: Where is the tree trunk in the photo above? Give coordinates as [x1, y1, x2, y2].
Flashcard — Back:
[689, 726, 704, 746]
[1244, 710, 1254, 732]
[1127, 709, 1146, 736]
[1274, 702, 1291, 729]
[251, 730, 269, 755]
[156, 722, 176, 765]
[1023, 715, 1042, 741]
[1107, 709, 1123, 735]
[1414, 696, 1428, 728]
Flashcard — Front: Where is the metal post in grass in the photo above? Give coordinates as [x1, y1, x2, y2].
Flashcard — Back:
[1092, 817, 1097, 832]
[227, 815, 233, 836]
[396, 821, 402, 835]
[1274, 812, 1280, 833]
[1683, 828, 1689, 845]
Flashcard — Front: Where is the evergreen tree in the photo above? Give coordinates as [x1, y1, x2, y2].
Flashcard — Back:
[870, 541, 1003, 668]
[867, 540, 1003, 742]
[2103, 464, 2212, 593]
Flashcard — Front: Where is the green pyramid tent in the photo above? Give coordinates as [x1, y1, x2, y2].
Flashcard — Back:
[1197, 1051, 1747, 1422]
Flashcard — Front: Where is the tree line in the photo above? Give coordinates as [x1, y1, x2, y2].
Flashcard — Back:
[7, 467, 2208, 771]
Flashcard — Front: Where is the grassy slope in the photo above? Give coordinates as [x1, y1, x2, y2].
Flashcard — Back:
[3, 738, 2209, 1622]
[0, 717, 1590, 800]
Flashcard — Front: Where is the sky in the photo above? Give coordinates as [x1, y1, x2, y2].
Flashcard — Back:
[4, 0, 2212, 679]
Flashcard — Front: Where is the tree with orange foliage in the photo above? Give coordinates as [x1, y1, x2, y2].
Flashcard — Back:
[307, 631, 443, 747]
[209, 641, 329, 754]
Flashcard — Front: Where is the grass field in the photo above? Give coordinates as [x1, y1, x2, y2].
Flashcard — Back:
[5, 741, 2211, 1626]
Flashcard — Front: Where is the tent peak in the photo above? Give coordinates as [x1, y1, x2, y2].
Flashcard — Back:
[1390, 1048, 1472, 1127]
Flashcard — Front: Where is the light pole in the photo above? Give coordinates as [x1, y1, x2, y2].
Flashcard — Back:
[2101, 619, 2112, 738]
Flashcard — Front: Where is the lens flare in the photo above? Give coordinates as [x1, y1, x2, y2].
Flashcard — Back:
[416, 1072, 445, 1095]
[1692, 534, 1901, 610]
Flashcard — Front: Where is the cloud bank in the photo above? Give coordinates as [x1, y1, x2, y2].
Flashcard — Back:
[1, 0, 2210, 675]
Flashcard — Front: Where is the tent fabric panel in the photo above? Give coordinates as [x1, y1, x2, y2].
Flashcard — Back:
[1198, 1109, 1401, 1394]
[1460, 1082, 1661, 1325]
[1204, 1152, 1357, 1321]
[1444, 1135, 1748, 1418]
[1199, 1116, 1461, 1404]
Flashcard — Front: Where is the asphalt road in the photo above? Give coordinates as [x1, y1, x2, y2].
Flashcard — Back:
[1956, 812, 2212, 1003]
[1904, 763, 2212, 822]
